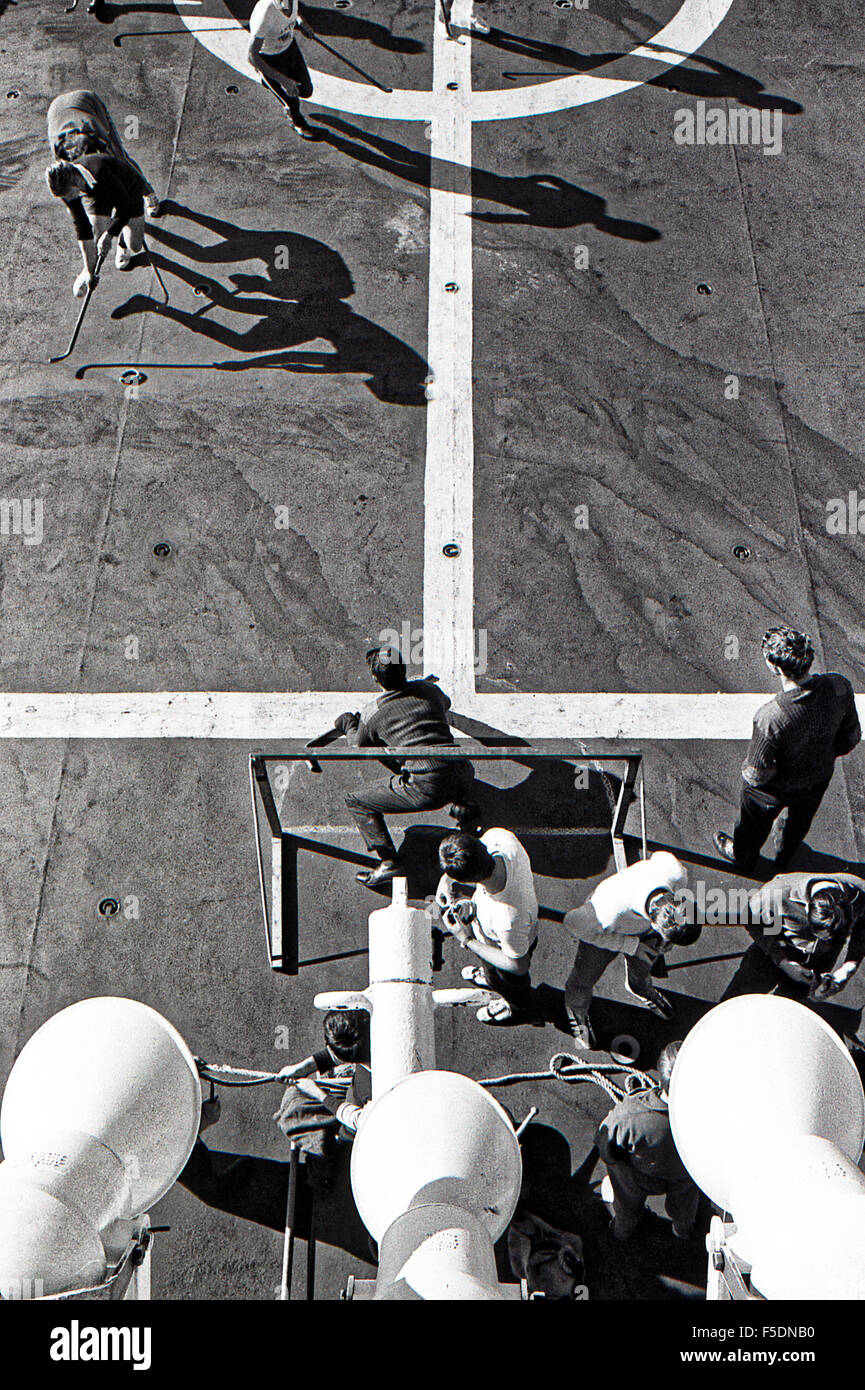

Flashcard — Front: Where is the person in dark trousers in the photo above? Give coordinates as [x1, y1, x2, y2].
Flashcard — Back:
[562, 852, 695, 1049]
[337, 646, 477, 889]
[46, 156, 150, 296]
[596, 1042, 701, 1242]
[47, 90, 160, 217]
[715, 627, 861, 872]
[247, 0, 316, 139]
[722, 872, 865, 1002]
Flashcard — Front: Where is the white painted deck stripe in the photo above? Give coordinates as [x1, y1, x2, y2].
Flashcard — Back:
[422, 0, 476, 704]
[1, 693, 860, 741]
[175, 0, 733, 122]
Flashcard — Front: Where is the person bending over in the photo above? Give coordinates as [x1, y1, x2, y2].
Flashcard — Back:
[46, 156, 149, 297]
[47, 89, 160, 217]
[723, 871, 865, 1003]
[563, 851, 695, 1050]
[435, 828, 538, 1025]
[337, 645, 477, 889]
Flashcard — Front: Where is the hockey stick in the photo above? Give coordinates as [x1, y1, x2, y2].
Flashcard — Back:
[304, 723, 342, 773]
[438, 0, 462, 42]
[143, 242, 169, 304]
[49, 249, 106, 364]
[300, 24, 393, 93]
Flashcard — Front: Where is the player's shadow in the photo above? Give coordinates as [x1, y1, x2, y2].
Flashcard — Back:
[87, 0, 194, 21]
[640, 44, 803, 113]
[224, 0, 425, 53]
[470, 30, 802, 115]
[113, 202, 430, 405]
[310, 116, 660, 240]
[468, 25, 621, 73]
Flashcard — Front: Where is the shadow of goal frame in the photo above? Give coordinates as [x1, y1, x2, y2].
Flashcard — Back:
[250, 743, 646, 975]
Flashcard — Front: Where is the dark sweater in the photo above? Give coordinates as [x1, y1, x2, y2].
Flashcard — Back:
[596, 1084, 693, 1185]
[743, 673, 860, 796]
[62, 153, 148, 241]
[748, 872, 865, 973]
[346, 679, 464, 774]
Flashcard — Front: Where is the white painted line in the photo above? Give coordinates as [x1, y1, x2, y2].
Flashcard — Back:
[422, 0, 476, 705]
[2, 693, 861, 741]
[174, 0, 733, 122]
[471, 0, 734, 121]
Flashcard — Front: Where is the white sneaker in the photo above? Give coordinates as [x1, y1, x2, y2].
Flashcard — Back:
[470, 15, 490, 32]
[115, 243, 133, 270]
[144, 193, 161, 218]
[461, 964, 486, 986]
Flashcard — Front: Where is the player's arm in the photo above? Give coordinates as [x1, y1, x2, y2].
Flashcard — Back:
[275, 1053, 320, 1083]
[295, 1078, 363, 1132]
[445, 913, 529, 975]
[741, 715, 779, 788]
[64, 198, 100, 280]
[465, 937, 530, 975]
[247, 33, 288, 90]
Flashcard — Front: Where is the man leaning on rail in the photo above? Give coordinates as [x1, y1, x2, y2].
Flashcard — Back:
[335, 645, 478, 889]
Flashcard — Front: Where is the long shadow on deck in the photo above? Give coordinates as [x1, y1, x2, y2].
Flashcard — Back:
[309, 116, 661, 239]
[109, 203, 430, 404]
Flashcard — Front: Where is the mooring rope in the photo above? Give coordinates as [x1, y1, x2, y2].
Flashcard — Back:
[195, 1053, 655, 1104]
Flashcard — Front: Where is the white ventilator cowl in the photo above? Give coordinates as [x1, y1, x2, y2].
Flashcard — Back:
[351, 1069, 522, 1244]
[0, 997, 201, 1298]
[669, 994, 865, 1298]
[2, 996, 202, 1216]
